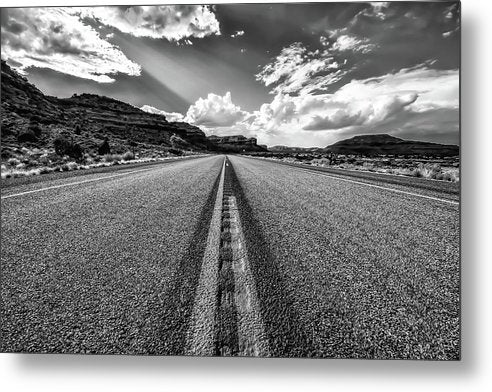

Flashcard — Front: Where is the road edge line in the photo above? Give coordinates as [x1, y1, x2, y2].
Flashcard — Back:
[296, 168, 459, 205]
[1, 167, 157, 200]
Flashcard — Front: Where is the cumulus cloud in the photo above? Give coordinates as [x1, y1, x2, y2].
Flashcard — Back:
[335, 64, 459, 111]
[79, 5, 220, 41]
[0, 8, 141, 83]
[185, 92, 248, 127]
[217, 64, 458, 146]
[303, 93, 417, 130]
[140, 105, 184, 122]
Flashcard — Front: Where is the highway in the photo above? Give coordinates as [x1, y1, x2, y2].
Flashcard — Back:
[0, 155, 460, 359]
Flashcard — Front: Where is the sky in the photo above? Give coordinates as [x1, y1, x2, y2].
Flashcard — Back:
[0, 2, 460, 147]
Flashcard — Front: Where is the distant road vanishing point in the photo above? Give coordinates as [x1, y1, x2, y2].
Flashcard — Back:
[0, 155, 460, 359]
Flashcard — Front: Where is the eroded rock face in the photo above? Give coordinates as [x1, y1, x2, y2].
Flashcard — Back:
[0, 60, 211, 152]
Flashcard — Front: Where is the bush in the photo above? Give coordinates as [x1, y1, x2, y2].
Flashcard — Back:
[168, 148, 183, 156]
[39, 166, 55, 175]
[122, 151, 135, 161]
[54, 137, 71, 156]
[1, 149, 15, 160]
[412, 163, 441, 179]
[7, 157, 20, 167]
[54, 137, 84, 159]
[38, 154, 50, 165]
[29, 123, 42, 137]
[17, 130, 38, 143]
[69, 143, 83, 160]
[66, 162, 79, 170]
[103, 154, 122, 163]
[98, 138, 111, 155]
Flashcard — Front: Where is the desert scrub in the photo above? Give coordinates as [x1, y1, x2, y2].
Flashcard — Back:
[311, 157, 331, 166]
[38, 166, 55, 175]
[38, 154, 50, 165]
[122, 151, 135, 161]
[103, 154, 123, 163]
[412, 163, 441, 179]
[54, 136, 84, 160]
[7, 157, 20, 167]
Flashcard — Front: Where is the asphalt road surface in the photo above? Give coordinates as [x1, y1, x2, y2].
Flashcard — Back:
[1, 155, 460, 359]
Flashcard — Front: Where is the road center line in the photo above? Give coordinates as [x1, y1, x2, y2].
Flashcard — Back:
[186, 157, 226, 356]
[1, 166, 160, 200]
[292, 167, 459, 206]
[186, 157, 268, 356]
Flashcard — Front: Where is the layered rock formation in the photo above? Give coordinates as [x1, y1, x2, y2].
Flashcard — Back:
[1, 60, 212, 153]
[207, 135, 267, 152]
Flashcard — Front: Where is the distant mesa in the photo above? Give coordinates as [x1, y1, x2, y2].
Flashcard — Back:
[268, 134, 458, 157]
[207, 135, 267, 153]
[323, 134, 459, 157]
[268, 145, 325, 153]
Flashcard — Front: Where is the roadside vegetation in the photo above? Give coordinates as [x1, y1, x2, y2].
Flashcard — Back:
[250, 153, 460, 182]
[0, 143, 203, 180]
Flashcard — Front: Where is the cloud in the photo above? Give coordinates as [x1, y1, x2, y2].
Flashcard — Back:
[230, 30, 244, 38]
[140, 105, 184, 122]
[302, 93, 417, 130]
[256, 42, 343, 95]
[331, 34, 375, 53]
[256, 32, 377, 96]
[0, 8, 141, 83]
[365, 2, 390, 19]
[185, 92, 248, 127]
[334, 64, 459, 111]
[219, 64, 458, 147]
[79, 5, 220, 41]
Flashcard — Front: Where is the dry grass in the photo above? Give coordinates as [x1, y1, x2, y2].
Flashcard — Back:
[1, 151, 208, 180]
[255, 156, 459, 183]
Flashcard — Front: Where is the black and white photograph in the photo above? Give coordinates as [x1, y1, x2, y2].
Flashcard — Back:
[1, 0, 462, 362]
